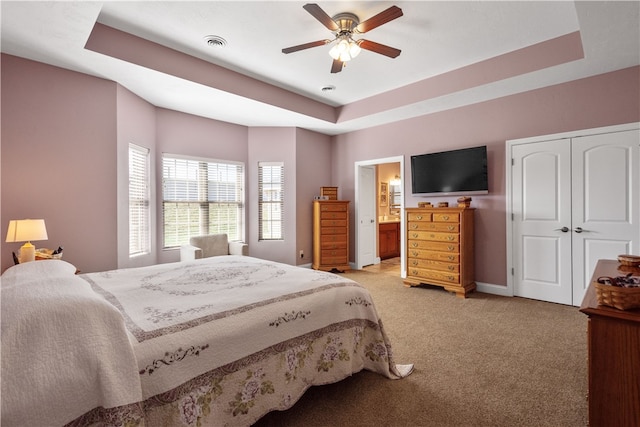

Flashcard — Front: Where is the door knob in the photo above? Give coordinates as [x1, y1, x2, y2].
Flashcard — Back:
[574, 227, 586, 233]
[554, 227, 569, 232]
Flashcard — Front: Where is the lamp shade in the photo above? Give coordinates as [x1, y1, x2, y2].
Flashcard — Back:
[6, 219, 48, 243]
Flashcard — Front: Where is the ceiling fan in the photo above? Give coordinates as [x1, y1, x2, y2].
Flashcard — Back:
[282, 3, 403, 73]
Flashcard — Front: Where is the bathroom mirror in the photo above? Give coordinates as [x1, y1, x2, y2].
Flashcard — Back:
[390, 183, 402, 214]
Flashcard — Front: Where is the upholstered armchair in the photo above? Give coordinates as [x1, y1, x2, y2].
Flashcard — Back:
[180, 234, 248, 261]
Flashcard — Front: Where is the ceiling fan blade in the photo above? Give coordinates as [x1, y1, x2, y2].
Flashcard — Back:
[358, 40, 401, 58]
[330, 59, 344, 73]
[356, 5, 403, 33]
[282, 39, 331, 54]
[303, 3, 339, 31]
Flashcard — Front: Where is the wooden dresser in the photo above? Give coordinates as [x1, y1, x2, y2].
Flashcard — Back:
[580, 259, 640, 427]
[404, 207, 475, 298]
[312, 200, 350, 272]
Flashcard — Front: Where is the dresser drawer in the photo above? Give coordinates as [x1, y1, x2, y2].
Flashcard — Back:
[407, 230, 459, 243]
[320, 240, 347, 250]
[407, 258, 460, 273]
[321, 227, 347, 235]
[407, 212, 432, 222]
[433, 213, 459, 222]
[320, 219, 347, 227]
[320, 204, 348, 212]
[406, 249, 459, 263]
[321, 248, 347, 258]
[321, 211, 347, 220]
[408, 222, 459, 232]
[408, 240, 459, 253]
[321, 255, 348, 265]
[407, 267, 460, 284]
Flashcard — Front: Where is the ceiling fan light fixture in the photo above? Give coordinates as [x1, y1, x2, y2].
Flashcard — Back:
[328, 36, 360, 62]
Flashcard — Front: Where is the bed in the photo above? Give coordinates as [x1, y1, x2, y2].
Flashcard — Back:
[1, 256, 412, 426]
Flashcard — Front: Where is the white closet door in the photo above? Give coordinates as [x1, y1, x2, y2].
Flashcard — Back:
[571, 129, 640, 304]
[512, 139, 573, 304]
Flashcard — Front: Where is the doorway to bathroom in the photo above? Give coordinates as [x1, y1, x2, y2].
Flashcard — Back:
[354, 156, 404, 277]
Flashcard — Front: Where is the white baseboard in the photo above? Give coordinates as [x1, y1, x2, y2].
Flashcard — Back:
[476, 281, 512, 297]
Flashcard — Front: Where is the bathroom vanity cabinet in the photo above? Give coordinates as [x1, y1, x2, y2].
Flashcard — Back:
[379, 221, 400, 260]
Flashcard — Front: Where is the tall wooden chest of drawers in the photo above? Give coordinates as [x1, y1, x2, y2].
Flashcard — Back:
[404, 207, 475, 298]
[580, 259, 640, 427]
[313, 200, 350, 272]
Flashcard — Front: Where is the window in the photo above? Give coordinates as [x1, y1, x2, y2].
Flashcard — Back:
[258, 162, 284, 240]
[162, 155, 244, 248]
[129, 144, 150, 256]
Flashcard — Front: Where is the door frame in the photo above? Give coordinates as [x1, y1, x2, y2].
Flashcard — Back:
[354, 156, 405, 273]
[505, 122, 639, 301]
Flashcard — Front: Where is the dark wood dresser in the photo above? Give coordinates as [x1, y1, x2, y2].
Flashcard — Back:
[312, 200, 350, 272]
[580, 259, 640, 427]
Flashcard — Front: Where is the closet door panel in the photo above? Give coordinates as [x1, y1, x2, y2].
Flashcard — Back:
[512, 139, 572, 304]
[572, 129, 640, 304]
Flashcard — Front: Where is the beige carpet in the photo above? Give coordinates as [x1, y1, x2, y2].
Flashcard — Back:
[255, 270, 588, 426]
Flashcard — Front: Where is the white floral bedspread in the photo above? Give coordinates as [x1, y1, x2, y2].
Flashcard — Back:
[2, 257, 412, 427]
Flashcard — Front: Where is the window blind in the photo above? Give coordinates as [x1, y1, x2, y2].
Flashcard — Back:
[128, 144, 150, 256]
[258, 162, 284, 240]
[162, 155, 244, 248]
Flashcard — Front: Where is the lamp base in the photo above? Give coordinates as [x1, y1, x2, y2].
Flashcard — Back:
[19, 242, 36, 263]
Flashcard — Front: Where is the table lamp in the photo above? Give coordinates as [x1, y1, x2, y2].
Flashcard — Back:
[6, 219, 48, 263]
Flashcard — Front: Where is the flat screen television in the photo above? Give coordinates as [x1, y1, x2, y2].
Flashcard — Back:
[411, 145, 488, 196]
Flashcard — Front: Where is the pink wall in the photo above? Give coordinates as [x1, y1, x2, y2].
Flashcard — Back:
[155, 108, 248, 265]
[1, 54, 118, 273]
[333, 66, 640, 287]
[116, 86, 157, 268]
[247, 127, 297, 264]
[2, 53, 638, 284]
[295, 128, 333, 265]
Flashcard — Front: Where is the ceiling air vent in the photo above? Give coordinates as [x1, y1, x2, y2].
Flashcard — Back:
[321, 85, 336, 92]
[204, 35, 227, 48]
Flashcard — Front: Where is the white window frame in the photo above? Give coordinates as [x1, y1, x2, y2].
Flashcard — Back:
[162, 154, 244, 248]
[258, 162, 284, 241]
[128, 143, 151, 257]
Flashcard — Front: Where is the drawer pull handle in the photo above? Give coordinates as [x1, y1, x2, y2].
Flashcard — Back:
[448, 256, 455, 261]
[411, 251, 418, 257]
[411, 224, 418, 230]
[416, 215, 423, 220]
[447, 276, 455, 280]
[412, 233, 419, 238]
[447, 245, 455, 251]
[412, 260, 418, 266]
[448, 266, 455, 271]
[442, 215, 449, 220]
[411, 242, 418, 248]
[411, 270, 418, 275]
[430, 234, 435, 239]
[447, 236, 455, 241]
[448, 226, 454, 231]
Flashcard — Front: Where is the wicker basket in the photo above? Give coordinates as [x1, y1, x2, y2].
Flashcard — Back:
[595, 281, 640, 310]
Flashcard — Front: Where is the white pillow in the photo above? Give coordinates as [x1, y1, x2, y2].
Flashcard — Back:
[2, 259, 77, 281]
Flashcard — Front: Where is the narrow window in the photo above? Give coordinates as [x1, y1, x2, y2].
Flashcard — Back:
[128, 144, 150, 256]
[258, 162, 284, 240]
[162, 155, 244, 248]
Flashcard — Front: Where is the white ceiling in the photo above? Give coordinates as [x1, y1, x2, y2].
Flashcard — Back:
[1, 1, 639, 135]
